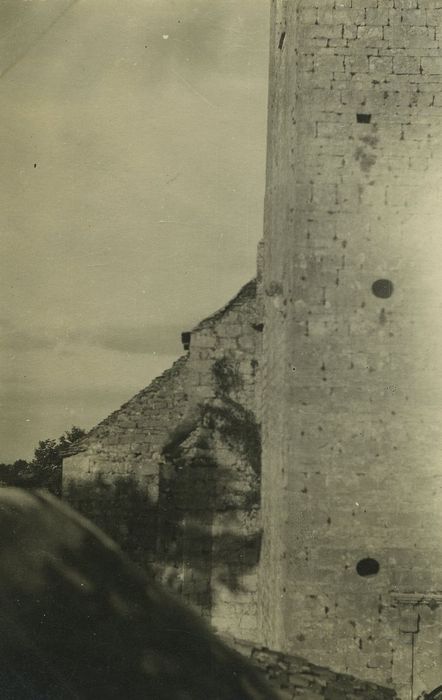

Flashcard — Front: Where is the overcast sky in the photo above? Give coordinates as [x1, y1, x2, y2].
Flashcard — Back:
[0, 0, 269, 461]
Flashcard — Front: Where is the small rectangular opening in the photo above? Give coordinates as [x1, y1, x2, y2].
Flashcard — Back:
[278, 31, 286, 50]
[181, 332, 191, 350]
[357, 113, 372, 124]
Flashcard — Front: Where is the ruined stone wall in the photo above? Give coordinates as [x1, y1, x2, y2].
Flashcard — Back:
[261, 1, 442, 698]
[62, 279, 263, 642]
[229, 639, 397, 699]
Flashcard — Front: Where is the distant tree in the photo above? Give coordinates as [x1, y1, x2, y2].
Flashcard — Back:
[0, 427, 86, 495]
[12, 459, 32, 483]
[13, 459, 30, 471]
[32, 438, 60, 471]
[0, 459, 32, 486]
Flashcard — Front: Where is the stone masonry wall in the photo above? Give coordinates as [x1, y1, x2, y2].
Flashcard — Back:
[62, 355, 190, 495]
[62, 279, 263, 642]
[62, 356, 190, 567]
[261, 2, 442, 698]
[156, 279, 262, 641]
[228, 638, 397, 699]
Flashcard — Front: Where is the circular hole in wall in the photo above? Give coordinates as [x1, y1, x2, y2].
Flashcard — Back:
[372, 279, 394, 299]
[356, 558, 380, 577]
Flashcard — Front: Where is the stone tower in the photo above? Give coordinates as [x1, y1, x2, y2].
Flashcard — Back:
[260, 1, 442, 698]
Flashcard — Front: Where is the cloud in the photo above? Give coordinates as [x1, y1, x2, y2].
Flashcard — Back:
[86, 323, 184, 355]
[0, 0, 268, 462]
[0, 319, 57, 352]
[54, 322, 184, 355]
[0, 315, 186, 355]
[0, 314, 186, 363]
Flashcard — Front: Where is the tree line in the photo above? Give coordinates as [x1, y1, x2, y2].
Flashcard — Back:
[0, 426, 86, 495]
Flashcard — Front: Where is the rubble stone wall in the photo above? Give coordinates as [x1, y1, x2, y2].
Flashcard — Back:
[229, 639, 397, 700]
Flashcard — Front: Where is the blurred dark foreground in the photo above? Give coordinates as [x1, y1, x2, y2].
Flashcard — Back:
[0, 487, 275, 700]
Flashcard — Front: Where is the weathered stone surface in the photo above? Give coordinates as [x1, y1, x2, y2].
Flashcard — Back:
[62, 278, 262, 642]
[261, 1, 442, 698]
[227, 638, 396, 699]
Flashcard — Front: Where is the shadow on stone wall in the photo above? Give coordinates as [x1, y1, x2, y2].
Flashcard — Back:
[63, 474, 158, 567]
[64, 355, 262, 623]
[157, 358, 262, 614]
[64, 471, 261, 597]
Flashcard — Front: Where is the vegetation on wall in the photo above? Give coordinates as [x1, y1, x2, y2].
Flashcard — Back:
[211, 356, 244, 394]
[63, 470, 261, 593]
[155, 353, 262, 604]
[161, 358, 261, 483]
[60, 352, 262, 606]
[201, 398, 261, 477]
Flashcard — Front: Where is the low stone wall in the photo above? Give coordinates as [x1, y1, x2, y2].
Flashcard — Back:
[228, 639, 397, 700]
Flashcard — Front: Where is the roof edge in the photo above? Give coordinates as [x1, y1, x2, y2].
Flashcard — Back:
[62, 354, 189, 458]
[191, 278, 256, 333]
